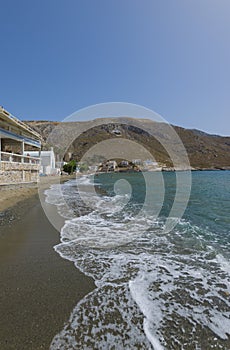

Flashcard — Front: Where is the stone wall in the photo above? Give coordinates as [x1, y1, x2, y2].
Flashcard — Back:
[0, 162, 39, 184]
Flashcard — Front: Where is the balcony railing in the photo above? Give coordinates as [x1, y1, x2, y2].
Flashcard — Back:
[0, 106, 42, 141]
[0, 151, 40, 164]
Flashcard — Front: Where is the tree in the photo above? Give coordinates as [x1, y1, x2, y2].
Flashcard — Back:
[63, 160, 76, 174]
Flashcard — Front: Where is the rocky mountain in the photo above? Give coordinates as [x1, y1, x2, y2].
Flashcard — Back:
[25, 119, 230, 170]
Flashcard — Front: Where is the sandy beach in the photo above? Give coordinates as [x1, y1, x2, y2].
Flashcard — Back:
[0, 175, 73, 212]
[0, 177, 95, 349]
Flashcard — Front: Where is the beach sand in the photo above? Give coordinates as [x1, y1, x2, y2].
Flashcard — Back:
[0, 177, 95, 349]
[0, 175, 73, 213]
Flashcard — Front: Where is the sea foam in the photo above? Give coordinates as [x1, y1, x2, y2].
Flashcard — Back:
[46, 175, 230, 349]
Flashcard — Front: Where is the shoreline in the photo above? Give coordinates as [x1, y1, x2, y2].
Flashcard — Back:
[95, 168, 230, 175]
[0, 175, 95, 349]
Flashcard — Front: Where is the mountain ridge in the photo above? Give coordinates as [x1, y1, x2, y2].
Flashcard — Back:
[24, 119, 230, 170]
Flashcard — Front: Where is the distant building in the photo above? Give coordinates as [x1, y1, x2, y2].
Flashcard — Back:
[98, 160, 117, 172]
[142, 159, 162, 171]
[0, 106, 41, 184]
[132, 159, 143, 165]
[107, 160, 117, 171]
[119, 160, 129, 167]
[26, 148, 59, 175]
[143, 159, 159, 167]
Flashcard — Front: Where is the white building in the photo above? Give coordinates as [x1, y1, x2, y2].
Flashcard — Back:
[26, 148, 59, 175]
[143, 159, 162, 171]
[132, 159, 143, 165]
[0, 106, 41, 184]
[143, 159, 159, 167]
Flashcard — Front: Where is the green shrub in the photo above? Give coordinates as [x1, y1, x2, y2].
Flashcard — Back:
[63, 160, 77, 174]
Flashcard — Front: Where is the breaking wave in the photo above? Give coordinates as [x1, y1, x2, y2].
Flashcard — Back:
[45, 174, 230, 349]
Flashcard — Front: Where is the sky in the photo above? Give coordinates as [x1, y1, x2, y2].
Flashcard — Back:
[0, 0, 230, 136]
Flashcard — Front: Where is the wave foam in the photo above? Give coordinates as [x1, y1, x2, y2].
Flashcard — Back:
[46, 176, 230, 349]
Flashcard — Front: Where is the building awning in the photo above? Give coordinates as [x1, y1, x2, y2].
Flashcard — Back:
[0, 127, 41, 148]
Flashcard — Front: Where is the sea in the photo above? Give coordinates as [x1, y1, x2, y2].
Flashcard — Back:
[45, 171, 230, 350]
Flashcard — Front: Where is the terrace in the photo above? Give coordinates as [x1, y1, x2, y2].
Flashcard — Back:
[0, 107, 42, 184]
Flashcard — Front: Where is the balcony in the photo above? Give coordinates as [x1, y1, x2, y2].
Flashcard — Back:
[0, 151, 39, 169]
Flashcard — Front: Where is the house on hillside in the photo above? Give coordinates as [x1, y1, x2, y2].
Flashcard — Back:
[143, 159, 161, 171]
[132, 159, 143, 166]
[98, 160, 118, 172]
[0, 106, 42, 184]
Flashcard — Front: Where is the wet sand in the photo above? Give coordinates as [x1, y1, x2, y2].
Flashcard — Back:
[0, 179, 95, 349]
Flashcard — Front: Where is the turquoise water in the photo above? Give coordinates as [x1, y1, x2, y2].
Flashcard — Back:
[95, 171, 230, 256]
[46, 171, 230, 349]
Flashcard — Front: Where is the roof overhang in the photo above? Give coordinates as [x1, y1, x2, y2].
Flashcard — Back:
[0, 107, 42, 141]
[0, 127, 41, 148]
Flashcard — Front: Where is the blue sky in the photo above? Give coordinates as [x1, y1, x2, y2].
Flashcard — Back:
[0, 0, 229, 135]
